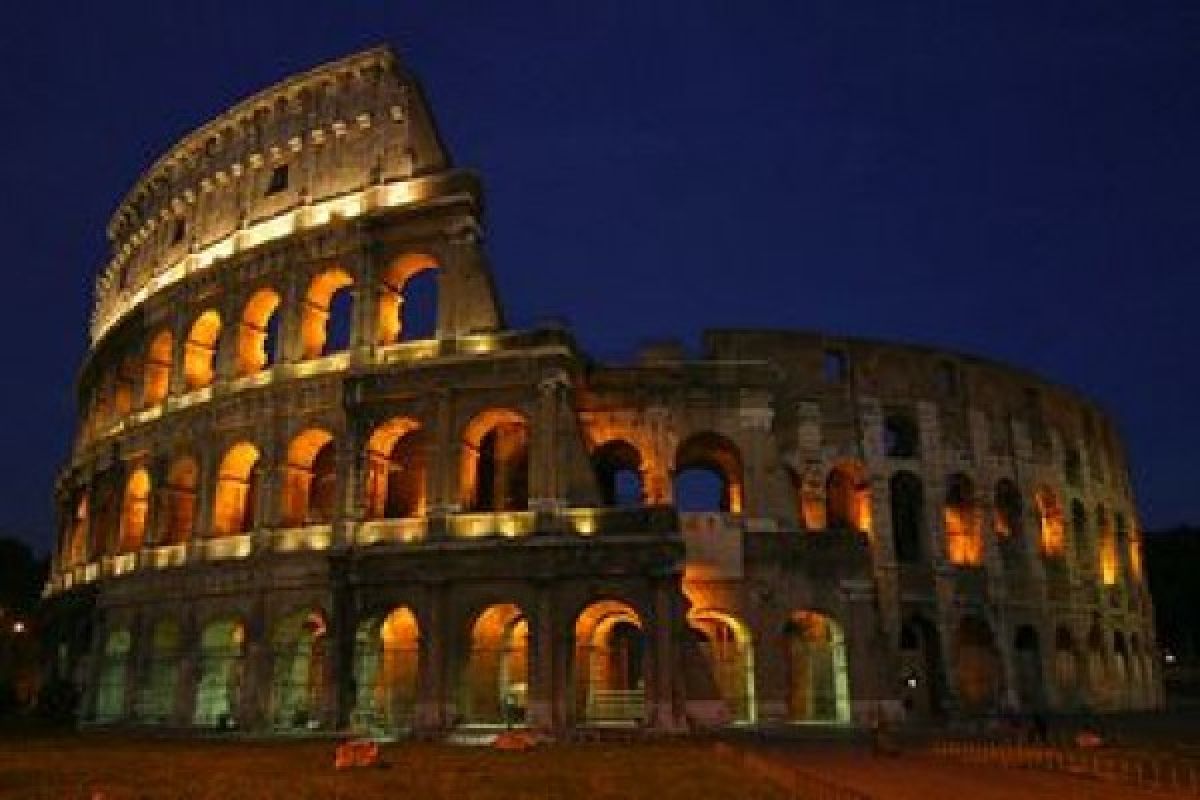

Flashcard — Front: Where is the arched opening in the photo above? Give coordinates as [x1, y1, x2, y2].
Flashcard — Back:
[376, 253, 439, 344]
[1070, 499, 1089, 565]
[461, 410, 529, 512]
[301, 268, 354, 359]
[235, 287, 281, 376]
[1054, 627, 1081, 708]
[689, 610, 755, 724]
[67, 496, 89, 567]
[461, 603, 529, 726]
[1035, 486, 1066, 558]
[944, 473, 982, 566]
[93, 482, 121, 557]
[183, 310, 221, 391]
[899, 616, 944, 720]
[136, 620, 180, 724]
[889, 471, 924, 563]
[118, 468, 151, 553]
[352, 607, 420, 734]
[364, 418, 427, 519]
[785, 610, 850, 723]
[1113, 632, 1130, 706]
[1064, 447, 1083, 487]
[575, 600, 645, 725]
[193, 618, 244, 728]
[796, 466, 826, 530]
[673, 432, 744, 513]
[994, 479, 1023, 565]
[163, 456, 198, 546]
[1014, 625, 1044, 711]
[1097, 505, 1118, 585]
[1087, 625, 1108, 705]
[592, 439, 645, 507]
[883, 412, 919, 458]
[955, 616, 1001, 714]
[142, 329, 173, 406]
[114, 354, 139, 418]
[212, 442, 261, 536]
[826, 461, 870, 533]
[270, 610, 328, 731]
[280, 429, 337, 527]
[94, 629, 131, 722]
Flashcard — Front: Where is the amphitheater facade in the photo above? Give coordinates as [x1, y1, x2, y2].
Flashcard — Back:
[44, 47, 1161, 735]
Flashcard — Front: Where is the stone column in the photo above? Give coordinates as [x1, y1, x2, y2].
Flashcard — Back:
[529, 371, 568, 513]
[527, 583, 556, 729]
[238, 598, 269, 731]
[646, 576, 686, 732]
[174, 612, 199, 726]
[414, 581, 449, 731]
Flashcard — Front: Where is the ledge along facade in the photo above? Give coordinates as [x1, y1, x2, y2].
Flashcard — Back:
[44, 46, 1162, 735]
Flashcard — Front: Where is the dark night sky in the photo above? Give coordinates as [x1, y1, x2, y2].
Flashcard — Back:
[1, 3, 1197, 553]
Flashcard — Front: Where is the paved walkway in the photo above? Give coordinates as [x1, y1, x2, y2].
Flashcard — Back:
[779, 748, 1185, 800]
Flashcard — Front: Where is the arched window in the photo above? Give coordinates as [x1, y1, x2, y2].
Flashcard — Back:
[301, 268, 354, 359]
[574, 600, 646, 724]
[1035, 486, 1065, 558]
[352, 607, 420, 732]
[269, 610, 328, 730]
[826, 461, 870, 532]
[592, 440, 644, 507]
[944, 473, 982, 566]
[142, 329, 173, 406]
[884, 412, 919, 459]
[673, 432, 744, 513]
[785, 610, 850, 723]
[235, 288, 281, 376]
[365, 418, 427, 520]
[464, 603, 532, 725]
[1097, 505, 1118, 585]
[281, 429, 337, 526]
[890, 471, 924, 563]
[993, 479, 1022, 539]
[184, 310, 222, 390]
[376, 253, 439, 345]
[119, 468, 151, 553]
[163, 456, 198, 546]
[461, 410, 529, 512]
[212, 442, 261, 536]
[688, 610, 755, 724]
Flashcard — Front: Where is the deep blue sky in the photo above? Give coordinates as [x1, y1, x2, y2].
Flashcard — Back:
[1, 3, 1196, 553]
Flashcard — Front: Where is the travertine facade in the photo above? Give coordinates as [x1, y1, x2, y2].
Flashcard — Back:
[45, 47, 1160, 734]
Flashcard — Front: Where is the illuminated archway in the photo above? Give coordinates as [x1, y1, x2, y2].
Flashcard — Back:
[94, 629, 131, 722]
[364, 417, 427, 520]
[673, 432, 744, 513]
[183, 310, 221, 390]
[461, 603, 529, 725]
[269, 610, 328, 730]
[114, 354, 139, 417]
[136, 620, 180, 724]
[118, 468, 151, 553]
[1097, 505, 1118, 585]
[193, 618, 244, 728]
[142, 328, 173, 406]
[235, 287, 281, 376]
[592, 439, 645, 507]
[574, 600, 646, 725]
[955, 615, 1001, 714]
[689, 610, 755, 724]
[826, 461, 870, 533]
[785, 610, 850, 723]
[280, 429, 337, 527]
[212, 442, 261, 536]
[163, 456, 198, 546]
[461, 409, 529, 512]
[944, 473, 982, 566]
[301, 268, 354, 359]
[376, 253, 439, 344]
[1035, 486, 1065, 558]
[352, 607, 420, 733]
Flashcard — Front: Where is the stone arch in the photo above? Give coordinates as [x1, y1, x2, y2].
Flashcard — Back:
[364, 417, 427, 520]
[688, 609, 755, 724]
[955, 615, 1001, 714]
[280, 428, 337, 527]
[352, 606, 420, 734]
[136, 619, 180, 723]
[235, 287, 281, 376]
[592, 439, 645, 507]
[944, 473, 982, 566]
[1086, 623, 1108, 706]
[269, 609, 329, 731]
[183, 309, 221, 391]
[376, 252, 440, 345]
[118, 467, 151, 553]
[212, 442, 262, 536]
[142, 328, 172, 406]
[1035, 485, 1065, 558]
[899, 615, 945, 720]
[785, 610, 850, 723]
[994, 478, 1023, 539]
[1097, 504, 1118, 585]
[94, 628, 132, 722]
[574, 599, 646, 725]
[194, 617, 244, 728]
[795, 464, 825, 530]
[460, 409, 529, 512]
[889, 470, 924, 563]
[163, 456, 198, 546]
[826, 460, 870, 533]
[1013, 624, 1044, 710]
[301, 267, 354, 359]
[461, 603, 530, 725]
[1054, 626, 1082, 707]
[673, 432, 744, 513]
[113, 352, 140, 418]
[883, 411, 919, 458]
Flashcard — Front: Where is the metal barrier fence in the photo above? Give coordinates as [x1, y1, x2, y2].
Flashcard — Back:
[711, 742, 873, 800]
[930, 738, 1200, 796]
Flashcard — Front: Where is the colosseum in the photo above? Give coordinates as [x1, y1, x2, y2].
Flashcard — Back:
[43, 46, 1161, 736]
